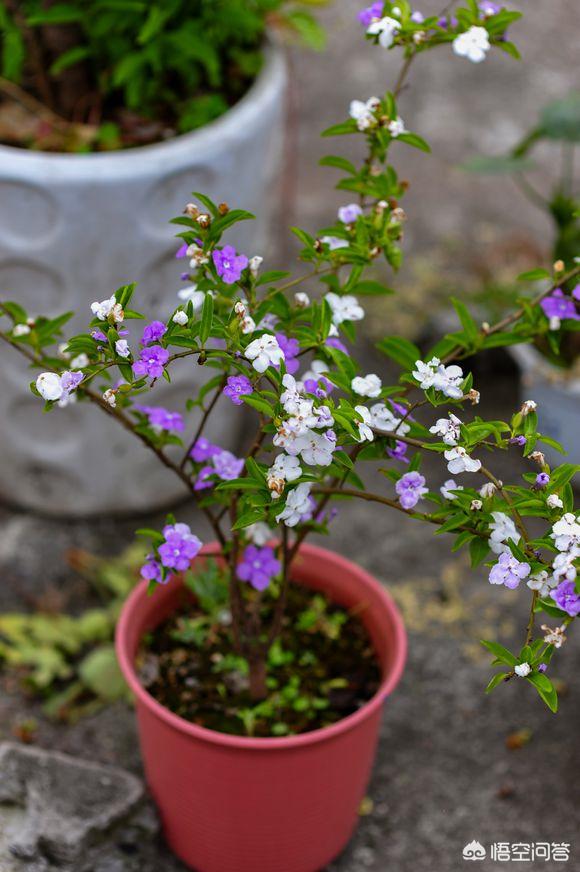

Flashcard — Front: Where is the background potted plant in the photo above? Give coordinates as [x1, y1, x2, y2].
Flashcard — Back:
[2, 3, 580, 871]
[464, 92, 580, 466]
[0, 0, 326, 516]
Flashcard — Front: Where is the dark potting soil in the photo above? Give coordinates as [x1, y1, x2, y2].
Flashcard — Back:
[138, 582, 382, 738]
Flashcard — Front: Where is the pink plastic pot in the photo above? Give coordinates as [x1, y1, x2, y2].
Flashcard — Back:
[116, 542, 406, 872]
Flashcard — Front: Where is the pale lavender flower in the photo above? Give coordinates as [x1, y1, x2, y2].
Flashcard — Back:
[223, 375, 253, 405]
[60, 371, 84, 393]
[194, 466, 215, 491]
[489, 553, 530, 589]
[132, 345, 169, 380]
[338, 203, 363, 224]
[212, 450, 244, 480]
[396, 471, 428, 509]
[213, 245, 249, 284]
[237, 545, 281, 591]
[357, 2, 383, 27]
[387, 440, 409, 463]
[510, 435, 526, 447]
[141, 320, 167, 345]
[410, 11, 424, 23]
[326, 336, 349, 355]
[136, 405, 185, 432]
[91, 329, 108, 343]
[535, 472, 550, 489]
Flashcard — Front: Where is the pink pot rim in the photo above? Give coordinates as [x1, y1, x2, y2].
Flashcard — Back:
[116, 542, 407, 751]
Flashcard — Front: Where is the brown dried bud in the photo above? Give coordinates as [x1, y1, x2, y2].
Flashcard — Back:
[400, 180, 410, 191]
[218, 202, 230, 215]
[529, 450, 546, 467]
[467, 389, 480, 405]
[391, 207, 407, 223]
[184, 203, 199, 219]
[197, 213, 211, 228]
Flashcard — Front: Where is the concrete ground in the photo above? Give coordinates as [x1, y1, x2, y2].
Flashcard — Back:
[1, 2, 580, 870]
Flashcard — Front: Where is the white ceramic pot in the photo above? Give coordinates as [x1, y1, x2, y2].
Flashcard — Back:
[0, 45, 287, 516]
[510, 343, 580, 467]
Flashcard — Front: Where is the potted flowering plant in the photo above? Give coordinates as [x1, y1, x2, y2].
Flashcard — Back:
[2, 3, 580, 871]
[465, 92, 580, 466]
[0, 0, 326, 516]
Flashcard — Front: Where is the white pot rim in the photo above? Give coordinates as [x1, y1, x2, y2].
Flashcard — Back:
[0, 41, 285, 177]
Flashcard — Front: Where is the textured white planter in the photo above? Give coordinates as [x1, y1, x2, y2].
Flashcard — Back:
[0, 45, 287, 516]
[510, 343, 580, 468]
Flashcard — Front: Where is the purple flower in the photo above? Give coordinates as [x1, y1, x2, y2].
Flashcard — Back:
[132, 345, 169, 380]
[338, 203, 363, 224]
[141, 320, 167, 345]
[275, 333, 300, 375]
[410, 11, 424, 23]
[223, 375, 253, 406]
[535, 472, 550, 489]
[136, 405, 185, 432]
[391, 401, 413, 420]
[60, 370, 84, 393]
[395, 471, 428, 509]
[438, 15, 458, 27]
[237, 545, 281, 591]
[550, 580, 580, 616]
[572, 284, 580, 301]
[176, 242, 188, 258]
[158, 523, 202, 572]
[190, 437, 221, 462]
[194, 466, 215, 491]
[212, 449, 244, 481]
[387, 440, 409, 464]
[141, 555, 164, 584]
[540, 289, 580, 322]
[510, 435, 526, 447]
[479, 0, 501, 14]
[325, 336, 349, 355]
[91, 329, 108, 343]
[212, 245, 249, 285]
[357, 2, 383, 27]
[489, 553, 530, 590]
[538, 663, 548, 673]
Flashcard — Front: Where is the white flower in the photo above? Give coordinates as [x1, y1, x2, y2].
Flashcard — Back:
[429, 414, 462, 446]
[470, 499, 483, 512]
[103, 389, 117, 408]
[314, 405, 334, 429]
[547, 494, 564, 510]
[479, 482, 497, 499]
[244, 334, 285, 373]
[187, 242, 209, 267]
[549, 316, 561, 331]
[355, 405, 374, 442]
[527, 571, 557, 599]
[367, 16, 399, 48]
[172, 310, 188, 326]
[551, 513, 580, 551]
[177, 285, 208, 310]
[351, 373, 382, 398]
[268, 453, 302, 487]
[413, 358, 464, 399]
[249, 255, 263, 277]
[452, 26, 490, 63]
[246, 522, 272, 546]
[325, 292, 364, 325]
[275, 482, 313, 527]
[552, 548, 580, 581]
[369, 403, 409, 435]
[520, 399, 537, 416]
[514, 663, 531, 678]
[36, 372, 63, 402]
[320, 235, 349, 251]
[299, 430, 336, 467]
[240, 315, 256, 335]
[541, 624, 567, 649]
[387, 116, 406, 138]
[115, 340, 130, 359]
[90, 295, 117, 321]
[349, 97, 381, 131]
[441, 479, 463, 501]
[70, 353, 89, 370]
[294, 292, 310, 308]
[444, 446, 482, 474]
[280, 373, 304, 414]
[234, 301, 247, 317]
[12, 323, 30, 337]
[489, 511, 519, 555]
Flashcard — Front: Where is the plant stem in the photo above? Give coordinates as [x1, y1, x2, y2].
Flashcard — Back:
[180, 373, 228, 470]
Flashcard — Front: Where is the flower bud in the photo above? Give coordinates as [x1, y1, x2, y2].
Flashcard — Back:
[470, 499, 483, 511]
[553, 259, 565, 273]
[184, 203, 199, 219]
[520, 400, 537, 416]
[467, 389, 480, 405]
[197, 213, 211, 228]
[249, 255, 263, 277]
[218, 202, 230, 215]
[294, 292, 310, 308]
[529, 450, 545, 467]
[103, 389, 117, 408]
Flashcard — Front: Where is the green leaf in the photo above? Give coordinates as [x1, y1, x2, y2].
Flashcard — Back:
[526, 672, 558, 712]
[485, 672, 508, 693]
[49, 46, 91, 76]
[200, 293, 214, 345]
[376, 336, 420, 370]
[241, 394, 274, 417]
[78, 645, 127, 701]
[232, 509, 266, 530]
[461, 155, 534, 175]
[353, 280, 394, 296]
[517, 268, 551, 282]
[396, 132, 430, 153]
[319, 155, 357, 175]
[469, 536, 489, 567]
[480, 640, 517, 666]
